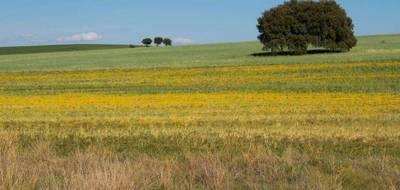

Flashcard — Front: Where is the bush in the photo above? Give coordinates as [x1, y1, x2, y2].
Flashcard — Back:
[257, 0, 357, 55]
[129, 44, 146, 48]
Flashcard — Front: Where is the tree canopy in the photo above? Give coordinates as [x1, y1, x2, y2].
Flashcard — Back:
[163, 38, 172, 46]
[154, 37, 163, 47]
[142, 38, 153, 47]
[257, 0, 357, 55]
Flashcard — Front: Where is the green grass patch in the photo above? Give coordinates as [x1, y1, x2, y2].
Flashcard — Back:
[0, 34, 400, 72]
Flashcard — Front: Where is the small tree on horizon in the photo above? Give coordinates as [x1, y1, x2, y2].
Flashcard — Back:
[163, 38, 172, 46]
[154, 37, 163, 47]
[142, 38, 153, 47]
[257, 0, 357, 55]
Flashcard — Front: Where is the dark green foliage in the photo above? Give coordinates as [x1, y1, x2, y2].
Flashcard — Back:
[129, 44, 145, 48]
[129, 44, 141, 48]
[163, 38, 172, 46]
[154, 37, 163, 47]
[0, 44, 128, 56]
[257, 0, 357, 55]
[142, 38, 153, 47]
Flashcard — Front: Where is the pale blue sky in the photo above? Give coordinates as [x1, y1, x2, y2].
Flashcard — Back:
[1, 0, 399, 46]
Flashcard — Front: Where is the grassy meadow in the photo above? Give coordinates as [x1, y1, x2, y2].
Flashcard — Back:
[0, 35, 400, 189]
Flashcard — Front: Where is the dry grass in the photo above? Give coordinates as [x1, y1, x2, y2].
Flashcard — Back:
[1, 140, 399, 190]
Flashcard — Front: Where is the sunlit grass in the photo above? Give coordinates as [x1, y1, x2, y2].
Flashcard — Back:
[0, 35, 400, 72]
[0, 35, 400, 189]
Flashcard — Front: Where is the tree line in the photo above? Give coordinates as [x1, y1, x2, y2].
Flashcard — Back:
[141, 37, 172, 47]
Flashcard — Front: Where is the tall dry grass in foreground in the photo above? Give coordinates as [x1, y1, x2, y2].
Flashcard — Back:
[1, 140, 399, 190]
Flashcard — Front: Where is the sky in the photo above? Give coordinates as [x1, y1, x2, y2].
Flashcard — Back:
[1, 0, 399, 46]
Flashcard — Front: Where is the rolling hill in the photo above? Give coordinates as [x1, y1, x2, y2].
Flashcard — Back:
[0, 44, 128, 56]
[0, 35, 400, 73]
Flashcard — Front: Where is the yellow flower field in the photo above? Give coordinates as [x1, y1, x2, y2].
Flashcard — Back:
[1, 92, 399, 126]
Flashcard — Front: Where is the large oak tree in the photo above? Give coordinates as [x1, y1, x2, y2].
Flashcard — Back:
[257, 0, 357, 55]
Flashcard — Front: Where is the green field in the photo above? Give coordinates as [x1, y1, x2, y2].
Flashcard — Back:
[0, 35, 400, 189]
[1, 35, 400, 72]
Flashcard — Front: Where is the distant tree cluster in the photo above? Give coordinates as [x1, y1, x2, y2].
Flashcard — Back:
[257, 0, 357, 55]
[141, 37, 172, 47]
